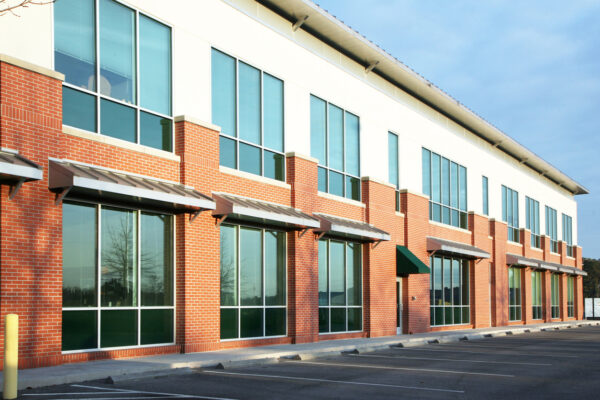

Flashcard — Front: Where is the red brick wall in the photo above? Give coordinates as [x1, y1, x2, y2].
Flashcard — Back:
[0, 60, 588, 369]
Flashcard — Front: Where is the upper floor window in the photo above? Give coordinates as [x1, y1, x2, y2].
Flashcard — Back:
[501, 185, 519, 242]
[55, 0, 173, 152]
[388, 132, 399, 211]
[212, 49, 285, 181]
[422, 148, 467, 229]
[526, 197, 540, 249]
[482, 176, 488, 216]
[310, 95, 360, 201]
[546, 206, 558, 253]
[562, 214, 573, 257]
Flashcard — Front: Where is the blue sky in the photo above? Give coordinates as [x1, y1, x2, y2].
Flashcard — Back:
[316, 0, 600, 258]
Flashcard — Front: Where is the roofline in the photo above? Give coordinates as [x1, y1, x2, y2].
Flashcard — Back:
[254, 0, 589, 195]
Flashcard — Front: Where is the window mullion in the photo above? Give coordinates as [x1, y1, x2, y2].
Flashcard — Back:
[137, 209, 141, 345]
[135, 9, 140, 145]
[96, 204, 102, 349]
[95, 0, 101, 133]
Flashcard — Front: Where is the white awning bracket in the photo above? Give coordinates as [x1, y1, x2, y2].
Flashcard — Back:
[292, 15, 309, 31]
[8, 179, 24, 200]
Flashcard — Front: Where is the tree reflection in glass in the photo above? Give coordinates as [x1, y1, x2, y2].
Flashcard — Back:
[101, 207, 137, 307]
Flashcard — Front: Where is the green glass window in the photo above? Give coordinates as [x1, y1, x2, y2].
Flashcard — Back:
[482, 176, 488, 216]
[63, 202, 97, 307]
[318, 239, 363, 333]
[422, 148, 467, 229]
[502, 185, 520, 242]
[310, 95, 361, 201]
[62, 86, 96, 132]
[430, 255, 470, 326]
[54, 0, 96, 90]
[219, 225, 286, 339]
[212, 49, 285, 181]
[567, 276, 574, 318]
[526, 197, 541, 248]
[139, 15, 171, 116]
[531, 271, 543, 320]
[55, 0, 172, 151]
[62, 202, 174, 351]
[100, 99, 136, 143]
[562, 214, 574, 257]
[551, 274, 560, 319]
[508, 267, 522, 321]
[546, 206, 558, 253]
[389, 133, 399, 211]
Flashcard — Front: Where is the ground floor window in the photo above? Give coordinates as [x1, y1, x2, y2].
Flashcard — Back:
[508, 267, 522, 321]
[430, 255, 470, 326]
[220, 225, 286, 339]
[567, 276, 574, 318]
[551, 274, 560, 319]
[531, 270, 543, 320]
[318, 239, 362, 333]
[62, 202, 174, 351]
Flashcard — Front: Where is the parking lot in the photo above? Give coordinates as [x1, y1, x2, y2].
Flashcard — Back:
[22, 325, 600, 399]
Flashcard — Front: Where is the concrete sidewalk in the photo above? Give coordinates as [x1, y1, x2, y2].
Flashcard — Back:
[3, 320, 598, 390]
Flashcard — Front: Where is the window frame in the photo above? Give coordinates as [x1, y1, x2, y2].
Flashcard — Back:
[531, 270, 543, 320]
[429, 255, 470, 327]
[219, 223, 288, 341]
[482, 176, 488, 216]
[212, 48, 286, 182]
[526, 196, 541, 249]
[551, 274, 560, 319]
[310, 94, 361, 201]
[422, 148, 468, 229]
[54, 0, 174, 152]
[318, 239, 363, 334]
[562, 214, 574, 257]
[502, 185, 520, 243]
[567, 276, 575, 318]
[546, 206, 558, 253]
[388, 132, 400, 212]
[61, 200, 176, 353]
[508, 266, 522, 321]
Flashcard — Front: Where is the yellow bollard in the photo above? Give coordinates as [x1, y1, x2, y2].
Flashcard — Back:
[3, 314, 18, 400]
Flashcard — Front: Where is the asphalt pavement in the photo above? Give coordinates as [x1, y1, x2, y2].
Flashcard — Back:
[20, 325, 600, 399]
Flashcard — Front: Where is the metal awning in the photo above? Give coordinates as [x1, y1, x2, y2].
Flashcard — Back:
[313, 213, 391, 242]
[212, 193, 320, 230]
[507, 254, 587, 276]
[0, 148, 43, 199]
[49, 160, 215, 215]
[427, 237, 490, 259]
[506, 253, 543, 268]
[397, 245, 430, 275]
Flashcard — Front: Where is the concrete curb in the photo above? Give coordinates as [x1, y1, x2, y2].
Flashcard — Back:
[10, 320, 600, 390]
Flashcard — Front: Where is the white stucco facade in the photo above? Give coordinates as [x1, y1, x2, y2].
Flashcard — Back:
[0, 0, 580, 243]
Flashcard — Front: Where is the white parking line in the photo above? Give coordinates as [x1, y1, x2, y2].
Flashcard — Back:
[23, 394, 114, 396]
[285, 360, 515, 377]
[71, 384, 237, 400]
[346, 353, 551, 366]
[41, 397, 188, 400]
[394, 346, 578, 358]
[202, 370, 464, 393]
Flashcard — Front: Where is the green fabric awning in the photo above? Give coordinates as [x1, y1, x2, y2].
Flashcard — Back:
[397, 245, 430, 275]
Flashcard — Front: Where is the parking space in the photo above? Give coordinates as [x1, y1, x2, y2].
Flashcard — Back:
[22, 325, 600, 399]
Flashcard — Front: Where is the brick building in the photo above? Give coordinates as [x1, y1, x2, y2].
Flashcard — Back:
[0, 0, 588, 369]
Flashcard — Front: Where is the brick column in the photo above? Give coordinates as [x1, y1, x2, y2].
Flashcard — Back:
[400, 190, 430, 334]
[286, 153, 319, 343]
[490, 220, 508, 326]
[469, 212, 492, 328]
[362, 177, 398, 338]
[559, 241, 567, 265]
[174, 117, 221, 352]
[0, 60, 64, 367]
